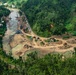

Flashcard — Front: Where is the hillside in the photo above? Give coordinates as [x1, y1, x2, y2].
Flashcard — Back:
[20, 0, 76, 37]
[0, 1, 76, 75]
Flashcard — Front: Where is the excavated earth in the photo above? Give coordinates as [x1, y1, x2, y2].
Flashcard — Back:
[3, 8, 76, 59]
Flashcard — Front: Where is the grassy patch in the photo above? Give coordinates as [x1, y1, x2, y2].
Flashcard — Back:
[62, 35, 70, 39]
[26, 35, 33, 41]
[40, 41, 45, 46]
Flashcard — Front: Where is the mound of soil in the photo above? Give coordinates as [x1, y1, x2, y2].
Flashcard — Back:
[67, 39, 76, 44]
[59, 43, 72, 49]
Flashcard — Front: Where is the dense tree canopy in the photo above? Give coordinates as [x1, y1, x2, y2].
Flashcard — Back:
[0, 6, 10, 47]
[0, 6, 10, 17]
[0, 51, 76, 75]
[20, 0, 76, 37]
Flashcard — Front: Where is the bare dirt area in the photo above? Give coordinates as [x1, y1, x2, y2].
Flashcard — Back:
[3, 8, 76, 59]
[11, 16, 76, 59]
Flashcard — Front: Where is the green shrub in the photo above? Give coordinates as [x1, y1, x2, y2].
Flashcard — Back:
[72, 31, 76, 36]
[63, 35, 70, 39]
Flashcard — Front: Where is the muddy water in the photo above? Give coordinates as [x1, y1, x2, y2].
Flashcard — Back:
[3, 10, 20, 55]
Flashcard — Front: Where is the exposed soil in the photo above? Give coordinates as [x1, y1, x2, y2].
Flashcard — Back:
[3, 8, 76, 59]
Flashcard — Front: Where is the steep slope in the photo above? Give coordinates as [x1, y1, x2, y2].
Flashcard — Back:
[20, 0, 76, 37]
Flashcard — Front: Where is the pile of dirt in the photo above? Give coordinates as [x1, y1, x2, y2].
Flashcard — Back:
[59, 43, 72, 49]
[67, 39, 76, 44]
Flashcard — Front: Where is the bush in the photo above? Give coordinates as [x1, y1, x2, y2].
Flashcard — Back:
[72, 31, 76, 36]
[63, 35, 70, 39]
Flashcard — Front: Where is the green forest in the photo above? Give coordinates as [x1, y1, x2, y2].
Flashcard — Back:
[20, 0, 76, 37]
[0, 49, 76, 75]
